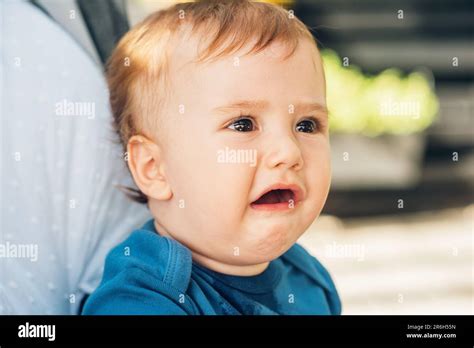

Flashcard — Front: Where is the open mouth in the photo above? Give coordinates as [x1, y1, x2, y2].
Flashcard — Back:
[250, 183, 303, 211]
[252, 189, 295, 205]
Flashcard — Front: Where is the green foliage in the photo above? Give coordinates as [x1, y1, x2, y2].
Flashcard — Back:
[322, 50, 439, 136]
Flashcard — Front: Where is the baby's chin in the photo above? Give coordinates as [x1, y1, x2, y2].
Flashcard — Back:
[234, 224, 302, 264]
[226, 244, 293, 267]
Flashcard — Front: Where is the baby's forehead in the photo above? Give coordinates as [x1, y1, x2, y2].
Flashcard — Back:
[168, 29, 320, 77]
[165, 38, 324, 111]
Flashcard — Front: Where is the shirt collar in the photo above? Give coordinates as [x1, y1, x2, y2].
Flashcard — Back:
[193, 259, 283, 295]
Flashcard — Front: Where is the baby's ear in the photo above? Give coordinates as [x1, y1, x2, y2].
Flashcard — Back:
[127, 135, 172, 201]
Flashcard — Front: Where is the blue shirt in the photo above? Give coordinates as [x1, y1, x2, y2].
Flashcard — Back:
[82, 219, 342, 315]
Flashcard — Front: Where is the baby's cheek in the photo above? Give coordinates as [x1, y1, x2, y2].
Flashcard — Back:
[190, 177, 248, 249]
[217, 164, 255, 208]
[307, 149, 331, 195]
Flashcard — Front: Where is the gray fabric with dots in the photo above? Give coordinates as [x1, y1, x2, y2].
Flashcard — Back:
[0, 0, 150, 314]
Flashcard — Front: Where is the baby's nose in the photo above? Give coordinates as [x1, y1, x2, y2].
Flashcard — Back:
[263, 133, 304, 171]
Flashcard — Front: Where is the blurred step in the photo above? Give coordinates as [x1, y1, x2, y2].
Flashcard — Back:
[298, 207, 473, 314]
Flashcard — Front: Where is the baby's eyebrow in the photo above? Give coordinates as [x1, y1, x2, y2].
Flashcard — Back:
[294, 102, 328, 115]
[212, 99, 328, 115]
[213, 100, 268, 114]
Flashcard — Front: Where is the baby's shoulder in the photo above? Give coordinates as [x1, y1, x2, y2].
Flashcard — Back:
[82, 223, 195, 314]
[103, 223, 193, 294]
[280, 243, 336, 293]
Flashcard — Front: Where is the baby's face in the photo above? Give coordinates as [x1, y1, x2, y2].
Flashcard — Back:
[150, 37, 330, 270]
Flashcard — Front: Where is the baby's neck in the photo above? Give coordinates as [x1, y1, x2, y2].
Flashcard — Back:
[192, 252, 270, 276]
[153, 220, 270, 276]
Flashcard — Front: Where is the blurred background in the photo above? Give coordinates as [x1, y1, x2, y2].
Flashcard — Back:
[124, 0, 474, 314]
[3, 0, 472, 314]
[293, 0, 473, 314]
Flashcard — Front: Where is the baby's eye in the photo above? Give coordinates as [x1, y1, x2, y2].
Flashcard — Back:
[296, 118, 318, 133]
[227, 117, 256, 132]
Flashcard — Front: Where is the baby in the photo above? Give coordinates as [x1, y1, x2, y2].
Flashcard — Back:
[82, 0, 341, 315]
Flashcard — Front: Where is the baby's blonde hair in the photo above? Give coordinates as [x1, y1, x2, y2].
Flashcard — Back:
[108, 0, 317, 204]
